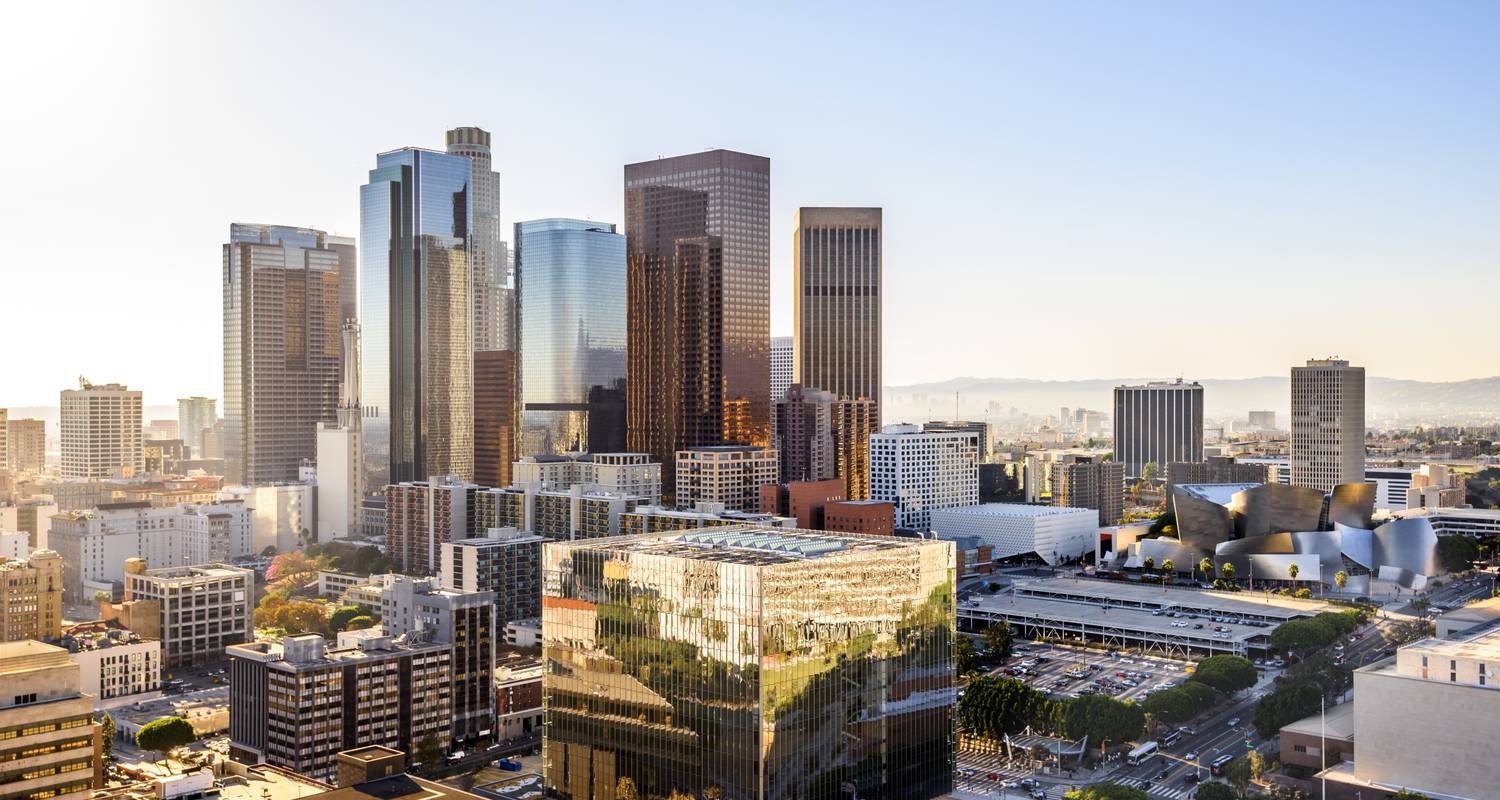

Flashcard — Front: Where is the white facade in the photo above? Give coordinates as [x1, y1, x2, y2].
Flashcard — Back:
[316, 424, 360, 542]
[511, 452, 661, 504]
[931, 503, 1096, 565]
[60, 381, 143, 479]
[675, 446, 780, 513]
[1289, 358, 1365, 492]
[0, 531, 28, 561]
[125, 563, 254, 668]
[869, 424, 979, 531]
[220, 483, 315, 553]
[70, 637, 161, 704]
[770, 336, 793, 404]
[48, 502, 253, 602]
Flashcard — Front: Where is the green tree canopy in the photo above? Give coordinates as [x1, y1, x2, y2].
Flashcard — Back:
[1191, 655, 1258, 694]
[982, 621, 1014, 663]
[1140, 687, 1197, 724]
[99, 712, 116, 759]
[135, 716, 196, 772]
[1269, 617, 1339, 652]
[1058, 694, 1144, 744]
[956, 635, 980, 676]
[1252, 681, 1323, 738]
[1220, 562, 1236, 582]
[328, 605, 369, 632]
[1064, 784, 1149, 800]
[957, 676, 1058, 740]
[1192, 782, 1239, 800]
[1437, 535, 1480, 573]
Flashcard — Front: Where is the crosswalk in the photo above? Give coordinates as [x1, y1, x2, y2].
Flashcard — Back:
[1114, 775, 1200, 799]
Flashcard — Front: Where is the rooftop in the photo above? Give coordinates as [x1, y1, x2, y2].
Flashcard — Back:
[934, 503, 1096, 519]
[1014, 576, 1337, 618]
[1174, 483, 1264, 505]
[551, 525, 933, 566]
[1397, 624, 1500, 661]
[303, 775, 484, 800]
[1280, 700, 1355, 739]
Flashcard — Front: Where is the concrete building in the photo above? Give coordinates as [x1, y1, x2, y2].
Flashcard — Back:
[1397, 507, 1500, 538]
[7, 417, 45, 474]
[774, 385, 876, 500]
[384, 477, 484, 576]
[769, 336, 793, 409]
[540, 527, 954, 799]
[620, 503, 796, 535]
[758, 479, 844, 529]
[870, 424, 979, 531]
[368, 576, 497, 747]
[923, 421, 992, 463]
[479, 484, 643, 541]
[510, 452, 661, 504]
[220, 482, 315, 554]
[0, 499, 58, 550]
[494, 654, 543, 742]
[1050, 457, 1125, 526]
[624, 149, 772, 504]
[227, 631, 452, 783]
[515, 219, 627, 457]
[122, 561, 254, 668]
[359, 146, 475, 496]
[822, 499, 895, 536]
[440, 530, 544, 629]
[176, 397, 216, 459]
[1165, 456, 1269, 493]
[931, 504, 1096, 566]
[48, 502, 252, 602]
[60, 380, 142, 480]
[0, 549, 63, 642]
[472, 349, 516, 490]
[0, 641, 103, 800]
[317, 321, 363, 543]
[222, 224, 347, 486]
[445, 126, 511, 354]
[674, 446, 779, 513]
[1112, 380, 1204, 479]
[61, 622, 161, 704]
[0, 532, 26, 561]
[1278, 701, 1354, 772]
[1290, 358, 1365, 492]
[793, 207, 883, 428]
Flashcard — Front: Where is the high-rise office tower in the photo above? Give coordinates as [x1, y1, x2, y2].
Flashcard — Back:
[473, 349, 517, 489]
[445, 126, 512, 352]
[1112, 379, 1204, 479]
[59, 379, 142, 479]
[774, 384, 877, 500]
[6, 417, 45, 474]
[176, 396, 216, 458]
[360, 147, 474, 494]
[625, 149, 771, 502]
[1290, 358, 1366, 491]
[869, 423, 979, 531]
[793, 207, 882, 416]
[770, 335, 793, 405]
[541, 528, 955, 799]
[516, 219, 626, 456]
[317, 321, 363, 542]
[223, 224, 347, 486]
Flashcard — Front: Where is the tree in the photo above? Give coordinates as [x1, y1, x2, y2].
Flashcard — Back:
[99, 712, 116, 759]
[956, 635, 980, 676]
[1220, 562, 1236, 582]
[254, 592, 329, 635]
[328, 605, 368, 633]
[135, 716, 196, 774]
[1436, 535, 1480, 573]
[1392, 790, 1433, 800]
[1287, 563, 1300, 583]
[1252, 682, 1322, 738]
[1190, 655, 1257, 694]
[415, 734, 442, 767]
[1199, 557, 1215, 582]
[265, 550, 331, 593]
[615, 777, 641, 800]
[1064, 785, 1148, 800]
[1334, 570, 1348, 592]
[93, 590, 113, 604]
[1141, 461, 1160, 485]
[957, 676, 1058, 740]
[982, 621, 1013, 663]
[1140, 687, 1197, 724]
[1059, 694, 1145, 744]
[1223, 754, 1253, 789]
[1248, 749, 1267, 781]
[344, 615, 376, 631]
[1269, 617, 1338, 652]
[1143, 557, 1155, 574]
[1192, 783, 1238, 800]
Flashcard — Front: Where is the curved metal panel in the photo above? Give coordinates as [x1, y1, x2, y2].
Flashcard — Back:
[1328, 483, 1377, 529]
[1289, 530, 1346, 580]
[1130, 538, 1212, 572]
[1228, 484, 1324, 538]
[1334, 523, 1374, 570]
[1373, 516, 1440, 577]
[1171, 486, 1236, 549]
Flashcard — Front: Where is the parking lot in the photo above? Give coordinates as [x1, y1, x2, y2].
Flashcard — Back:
[986, 639, 1196, 704]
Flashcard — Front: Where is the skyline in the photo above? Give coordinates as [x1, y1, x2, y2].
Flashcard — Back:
[5, 1, 1500, 406]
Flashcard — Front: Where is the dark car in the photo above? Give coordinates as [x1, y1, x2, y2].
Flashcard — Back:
[1183, 773, 1199, 784]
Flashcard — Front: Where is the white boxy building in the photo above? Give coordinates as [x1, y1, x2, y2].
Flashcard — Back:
[931, 503, 1096, 566]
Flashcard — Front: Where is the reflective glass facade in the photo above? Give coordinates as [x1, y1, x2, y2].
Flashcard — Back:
[516, 219, 627, 456]
[542, 528, 955, 799]
[359, 148, 474, 494]
[793, 208, 882, 427]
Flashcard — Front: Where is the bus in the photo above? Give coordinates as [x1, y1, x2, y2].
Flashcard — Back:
[1127, 741, 1159, 765]
[1210, 754, 1235, 776]
[1158, 729, 1183, 747]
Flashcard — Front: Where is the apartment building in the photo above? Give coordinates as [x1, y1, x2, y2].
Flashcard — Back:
[48, 502, 252, 602]
[0, 549, 63, 643]
[511, 452, 661, 505]
[62, 622, 161, 704]
[674, 446, 779, 513]
[441, 531, 544, 629]
[122, 561, 253, 668]
[869, 424, 979, 531]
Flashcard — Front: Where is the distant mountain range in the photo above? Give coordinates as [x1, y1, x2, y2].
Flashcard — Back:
[883, 376, 1500, 424]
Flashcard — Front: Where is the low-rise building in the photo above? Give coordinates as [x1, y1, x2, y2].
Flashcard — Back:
[932, 503, 1096, 566]
[822, 499, 895, 536]
[61, 622, 161, 705]
[0, 549, 63, 642]
[674, 446, 779, 513]
[316, 570, 367, 601]
[227, 632, 452, 783]
[1279, 701, 1353, 772]
[619, 503, 796, 535]
[504, 618, 540, 649]
[120, 561, 254, 668]
[494, 654, 542, 742]
[758, 479, 845, 529]
[0, 640, 103, 800]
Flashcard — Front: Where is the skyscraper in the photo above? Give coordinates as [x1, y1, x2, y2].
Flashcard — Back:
[774, 383, 877, 500]
[473, 349, 517, 489]
[445, 126, 512, 352]
[176, 396, 216, 458]
[1112, 379, 1204, 478]
[770, 335, 793, 405]
[541, 528, 955, 799]
[223, 224, 347, 486]
[59, 379, 142, 479]
[625, 149, 771, 502]
[1290, 358, 1365, 491]
[360, 147, 474, 494]
[515, 219, 626, 456]
[316, 321, 363, 542]
[793, 207, 883, 422]
[6, 417, 45, 474]
[1050, 456, 1125, 526]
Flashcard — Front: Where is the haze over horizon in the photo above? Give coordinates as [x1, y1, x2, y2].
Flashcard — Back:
[4, 0, 1499, 405]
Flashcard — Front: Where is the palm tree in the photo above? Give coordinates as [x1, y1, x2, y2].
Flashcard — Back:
[1199, 557, 1214, 584]
[1161, 559, 1175, 591]
[1143, 556, 1155, 575]
[1220, 562, 1236, 583]
[1288, 563, 1301, 584]
[1334, 570, 1348, 593]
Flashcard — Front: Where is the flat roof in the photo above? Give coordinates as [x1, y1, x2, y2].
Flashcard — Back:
[1014, 576, 1336, 619]
[963, 592, 1268, 645]
[1280, 700, 1355, 739]
[552, 525, 932, 566]
[1399, 625, 1500, 660]
[934, 503, 1095, 519]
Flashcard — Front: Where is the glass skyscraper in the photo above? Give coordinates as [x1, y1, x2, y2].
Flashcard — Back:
[542, 527, 956, 799]
[359, 148, 474, 495]
[625, 150, 771, 503]
[516, 219, 627, 456]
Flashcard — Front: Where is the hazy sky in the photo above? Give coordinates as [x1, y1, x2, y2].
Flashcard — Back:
[4, 1, 1498, 407]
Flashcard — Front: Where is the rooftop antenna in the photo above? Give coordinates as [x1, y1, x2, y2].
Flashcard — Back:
[955, 392, 960, 421]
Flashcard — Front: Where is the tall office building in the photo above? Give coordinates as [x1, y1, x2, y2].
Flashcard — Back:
[1050, 457, 1125, 526]
[1112, 380, 1204, 479]
[770, 336, 794, 406]
[7, 417, 44, 474]
[223, 224, 347, 485]
[59, 380, 142, 479]
[624, 149, 771, 502]
[473, 349, 517, 489]
[0, 641, 103, 800]
[793, 207, 883, 421]
[176, 396, 217, 458]
[541, 528, 955, 799]
[774, 384, 877, 500]
[1290, 358, 1366, 492]
[674, 446, 779, 513]
[317, 321, 363, 542]
[869, 424, 979, 531]
[515, 219, 627, 456]
[445, 126, 512, 352]
[360, 147, 474, 494]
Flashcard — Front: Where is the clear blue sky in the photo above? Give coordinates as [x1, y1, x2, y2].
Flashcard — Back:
[3, 0, 1498, 406]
